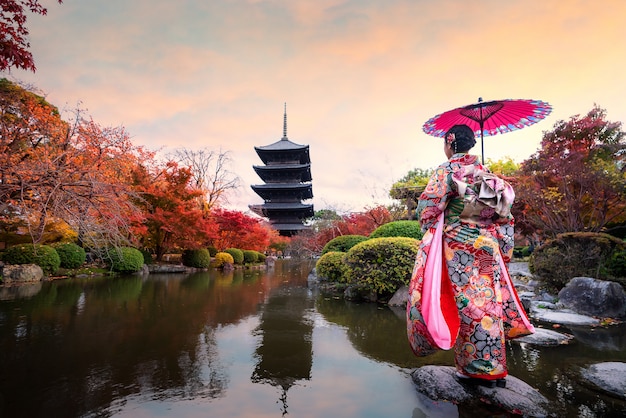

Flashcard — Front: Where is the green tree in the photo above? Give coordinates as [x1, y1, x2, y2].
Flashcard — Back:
[389, 168, 432, 220]
[486, 157, 520, 177]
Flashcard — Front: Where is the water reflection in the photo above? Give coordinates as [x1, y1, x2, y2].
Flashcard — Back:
[0, 260, 625, 418]
[251, 286, 314, 415]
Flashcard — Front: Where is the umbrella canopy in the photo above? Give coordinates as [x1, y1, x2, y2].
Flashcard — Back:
[422, 98, 552, 163]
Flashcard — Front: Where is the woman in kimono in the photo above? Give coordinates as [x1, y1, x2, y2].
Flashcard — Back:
[406, 124, 534, 388]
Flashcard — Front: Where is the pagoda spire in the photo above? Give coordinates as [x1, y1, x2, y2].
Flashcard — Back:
[282, 102, 288, 140]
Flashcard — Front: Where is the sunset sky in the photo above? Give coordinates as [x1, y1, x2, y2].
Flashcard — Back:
[4, 0, 626, 215]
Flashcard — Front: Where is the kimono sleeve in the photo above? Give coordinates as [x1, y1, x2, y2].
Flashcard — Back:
[416, 164, 455, 231]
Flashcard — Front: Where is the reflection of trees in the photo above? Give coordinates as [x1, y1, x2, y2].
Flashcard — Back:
[0, 268, 275, 417]
[315, 297, 453, 368]
[251, 285, 315, 415]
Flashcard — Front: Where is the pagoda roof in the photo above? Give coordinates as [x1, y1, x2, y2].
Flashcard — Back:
[251, 183, 313, 200]
[249, 202, 314, 218]
[255, 137, 309, 152]
[253, 164, 312, 182]
[254, 105, 311, 164]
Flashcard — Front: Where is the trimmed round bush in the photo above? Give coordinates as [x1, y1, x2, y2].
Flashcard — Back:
[54, 242, 87, 269]
[316, 251, 347, 282]
[242, 250, 259, 264]
[212, 251, 234, 268]
[3, 243, 61, 274]
[107, 247, 144, 273]
[181, 248, 211, 268]
[369, 220, 423, 240]
[321, 235, 369, 255]
[344, 237, 419, 295]
[256, 252, 267, 262]
[529, 232, 626, 290]
[224, 248, 244, 265]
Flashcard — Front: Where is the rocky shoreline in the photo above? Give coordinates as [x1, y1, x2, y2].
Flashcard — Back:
[311, 261, 626, 417]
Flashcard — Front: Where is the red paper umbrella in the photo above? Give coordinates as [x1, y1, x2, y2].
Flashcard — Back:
[422, 98, 552, 163]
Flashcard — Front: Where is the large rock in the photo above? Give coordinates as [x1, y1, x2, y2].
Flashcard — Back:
[515, 327, 575, 346]
[387, 285, 408, 307]
[411, 365, 550, 417]
[579, 362, 626, 400]
[530, 301, 600, 326]
[557, 277, 626, 319]
[1, 264, 44, 285]
[147, 264, 191, 273]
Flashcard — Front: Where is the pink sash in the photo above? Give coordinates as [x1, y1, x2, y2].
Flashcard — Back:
[420, 212, 460, 349]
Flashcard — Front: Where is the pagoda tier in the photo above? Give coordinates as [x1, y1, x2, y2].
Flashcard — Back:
[251, 183, 313, 201]
[252, 163, 312, 183]
[249, 202, 314, 219]
[254, 139, 310, 165]
[249, 105, 314, 236]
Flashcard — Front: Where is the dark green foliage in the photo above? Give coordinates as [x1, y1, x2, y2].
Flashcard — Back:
[140, 249, 154, 264]
[607, 249, 626, 278]
[224, 248, 244, 265]
[207, 246, 218, 257]
[54, 242, 87, 269]
[242, 250, 258, 264]
[107, 247, 144, 273]
[529, 232, 626, 290]
[316, 251, 347, 282]
[513, 246, 532, 259]
[321, 235, 369, 255]
[181, 249, 211, 268]
[256, 252, 267, 262]
[369, 220, 423, 240]
[343, 237, 419, 295]
[3, 243, 61, 274]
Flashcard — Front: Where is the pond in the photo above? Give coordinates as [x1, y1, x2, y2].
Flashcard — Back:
[0, 259, 625, 418]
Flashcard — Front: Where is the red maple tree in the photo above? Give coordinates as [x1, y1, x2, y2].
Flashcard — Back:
[0, 0, 63, 72]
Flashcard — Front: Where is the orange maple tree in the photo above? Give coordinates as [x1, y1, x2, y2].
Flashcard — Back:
[0, 79, 149, 248]
[131, 161, 219, 261]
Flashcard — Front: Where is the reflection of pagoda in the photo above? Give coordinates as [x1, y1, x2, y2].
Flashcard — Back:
[251, 286, 314, 416]
[249, 105, 314, 236]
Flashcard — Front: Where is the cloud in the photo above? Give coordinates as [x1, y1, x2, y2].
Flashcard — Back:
[5, 0, 626, 213]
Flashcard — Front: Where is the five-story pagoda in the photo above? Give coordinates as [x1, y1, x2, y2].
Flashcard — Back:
[249, 106, 314, 236]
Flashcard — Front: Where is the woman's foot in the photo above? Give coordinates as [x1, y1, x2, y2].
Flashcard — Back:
[454, 372, 506, 388]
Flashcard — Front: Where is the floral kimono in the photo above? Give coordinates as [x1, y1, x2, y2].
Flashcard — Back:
[406, 153, 534, 380]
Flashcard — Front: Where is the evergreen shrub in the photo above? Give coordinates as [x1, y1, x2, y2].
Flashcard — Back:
[3, 243, 61, 274]
[369, 220, 423, 240]
[529, 232, 626, 290]
[207, 246, 218, 257]
[256, 252, 267, 262]
[316, 251, 347, 282]
[212, 252, 234, 268]
[108, 247, 144, 273]
[224, 248, 244, 265]
[607, 249, 626, 278]
[140, 249, 154, 264]
[54, 242, 86, 269]
[321, 235, 369, 255]
[181, 248, 211, 268]
[242, 250, 259, 264]
[343, 237, 419, 295]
